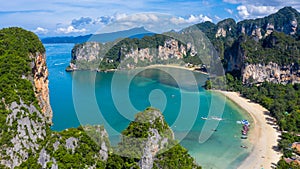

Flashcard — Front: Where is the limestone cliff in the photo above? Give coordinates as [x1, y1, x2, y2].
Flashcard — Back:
[242, 63, 300, 84]
[0, 27, 112, 169]
[32, 53, 52, 123]
[116, 107, 199, 169]
[0, 100, 48, 168]
[68, 37, 200, 71]
[0, 27, 51, 168]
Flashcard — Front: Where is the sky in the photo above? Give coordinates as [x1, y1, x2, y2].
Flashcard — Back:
[1, 0, 300, 37]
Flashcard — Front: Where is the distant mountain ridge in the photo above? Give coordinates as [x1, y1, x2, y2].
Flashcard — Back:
[41, 27, 153, 44]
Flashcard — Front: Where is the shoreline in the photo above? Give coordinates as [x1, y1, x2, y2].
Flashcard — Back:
[215, 90, 282, 169]
[66, 64, 209, 75]
[139, 64, 209, 75]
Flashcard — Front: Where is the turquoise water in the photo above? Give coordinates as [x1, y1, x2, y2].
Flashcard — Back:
[45, 43, 252, 169]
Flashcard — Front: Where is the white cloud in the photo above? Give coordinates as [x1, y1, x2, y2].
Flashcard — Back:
[223, 0, 300, 19]
[96, 13, 212, 34]
[56, 26, 87, 34]
[237, 5, 277, 19]
[115, 13, 159, 22]
[225, 8, 233, 14]
[170, 14, 212, 25]
[223, 0, 244, 4]
[214, 15, 222, 21]
[237, 5, 250, 19]
[33, 27, 48, 34]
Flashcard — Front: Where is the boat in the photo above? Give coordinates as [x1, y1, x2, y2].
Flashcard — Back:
[241, 135, 248, 139]
[241, 119, 250, 126]
[243, 125, 249, 131]
[241, 145, 248, 149]
[201, 117, 208, 120]
[211, 116, 223, 121]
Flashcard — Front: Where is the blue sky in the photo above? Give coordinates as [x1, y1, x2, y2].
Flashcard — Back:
[1, 0, 300, 37]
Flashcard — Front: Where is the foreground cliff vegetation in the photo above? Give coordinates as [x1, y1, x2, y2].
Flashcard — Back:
[0, 28, 201, 168]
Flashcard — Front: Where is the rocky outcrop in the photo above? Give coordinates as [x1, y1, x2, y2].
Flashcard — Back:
[1, 100, 47, 168]
[139, 128, 171, 169]
[242, 63, 300, 84]
[138, 112, 174, 169]
[124, 39, 186, 67]
[71, 42, 101, 62]
[32, 53, 52, 123]
[116, 108, 175, 169]
[69, 38, 197, 70]
[215, 28, 227, 38]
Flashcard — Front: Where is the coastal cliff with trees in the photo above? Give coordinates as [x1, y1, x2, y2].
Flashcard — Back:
[0, 28, 201, 168]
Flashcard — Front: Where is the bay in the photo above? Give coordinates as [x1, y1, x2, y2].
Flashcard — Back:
[46, 43, 252, 169]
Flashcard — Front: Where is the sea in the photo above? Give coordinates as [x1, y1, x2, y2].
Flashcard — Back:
[45, 43, 252, 169]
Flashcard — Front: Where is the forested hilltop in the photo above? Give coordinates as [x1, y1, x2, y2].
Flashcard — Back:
[0, 27, 201, 168]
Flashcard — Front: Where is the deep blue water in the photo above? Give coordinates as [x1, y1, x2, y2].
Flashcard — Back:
[45, 43, 252, 169]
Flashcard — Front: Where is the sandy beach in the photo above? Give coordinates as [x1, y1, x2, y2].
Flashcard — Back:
[145, 64, 209, 74]
[217, 91, 282, 169]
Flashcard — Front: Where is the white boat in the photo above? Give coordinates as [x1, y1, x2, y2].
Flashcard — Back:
[201, 117, 208, 120]
[211, 116, 223, 121]
[236, 121, 242, 124]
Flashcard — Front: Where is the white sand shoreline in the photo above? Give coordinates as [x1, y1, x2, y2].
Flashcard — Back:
[215, 91, 282, 169]
[142, 64, 209, 75]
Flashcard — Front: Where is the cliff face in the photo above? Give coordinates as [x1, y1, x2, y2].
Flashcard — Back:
[116, 107, 199, 169]
[69, 37, 199, 71]
[32, 53, 52, 123]
[203, 7, 300, 85]
[1, 100, 48, 168]
[122, 39, 187, 68]
[0, 28, 50, 168]
[242, 63, 300, 84]
[136, 109, 174, 169]
[71, 42, 101, 62]
[208, 7, 300, 40]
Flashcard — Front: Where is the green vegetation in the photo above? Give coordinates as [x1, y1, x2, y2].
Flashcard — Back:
[0, 27, 44, 105]
[239, 32, 300, 65]
[154, 142, 201, 169]
[199, 8, 300, 168]
[223, 74, 300, 168]
[0, 28, 201, 168]
[71, 34, 205, 71]
[113, 107, 200, 168]
[0, 27, 45, 156]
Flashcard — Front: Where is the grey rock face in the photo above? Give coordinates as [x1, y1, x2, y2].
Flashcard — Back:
[65, 137, 78, 153]
[242, 63, 300, 84]
[99, 141, 108, 161]
[38, 148, 50, 168]
[138, 109, 174, 169]
[1, 100, 47, 168]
